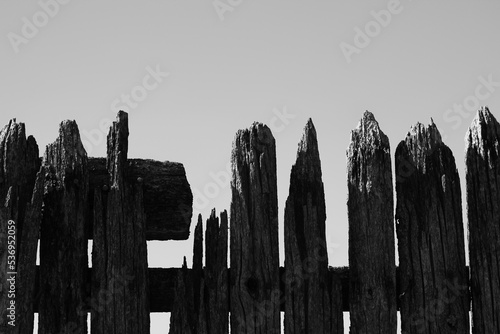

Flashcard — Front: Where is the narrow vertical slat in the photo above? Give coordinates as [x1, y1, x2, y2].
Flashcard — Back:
[169, 257, 195, 334]
[284, 119, 341, 333]
[347, 111, 397, 333]
[465, 107, 500, 333]
[230, 122, 280, 334]
[0, 120, 41, 334]
[205, 209, 229, 334]
[192, 215, 205, 333]
[328, 268, 344, 332]
[92, 111, 150, 333]
[39, 121, 89, 334]
[395, 120, 469, 333]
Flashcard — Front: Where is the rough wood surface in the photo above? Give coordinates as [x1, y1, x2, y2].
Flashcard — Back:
[192, 215, 204, 333]
[230, 123, 280, 334]
[347, 111, 397, 333]
[91, 111, 150, 334]
[395, 120, 469, 333]
[31, 265, 470, 313]
[169, 217, 202, 334]
[38, 120, 89, 334]
[204, 209, 229, 334]
[169, 210, 229, 334]
[88, 158, 192, 240]
[169, 257, 195, 334]
[0, 120, 41, 334]
[465, 107, 500, 334]
[284, 119, 341, 333]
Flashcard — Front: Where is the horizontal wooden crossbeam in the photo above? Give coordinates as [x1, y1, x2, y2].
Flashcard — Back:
[32, 266, 470, 313]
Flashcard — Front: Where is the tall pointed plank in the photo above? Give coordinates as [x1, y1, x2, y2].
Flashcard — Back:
[39, 121, 89, 334]
[0, 120, 41, 334]
[230, 123, 280, 334]
[395, 121, 469, 333]
[347, 111, 396, 333]
[465, 107, 500, 333]
[284, 119, 339, 333]
[205, 209, 229, 334]
[91, 111, 150, 334]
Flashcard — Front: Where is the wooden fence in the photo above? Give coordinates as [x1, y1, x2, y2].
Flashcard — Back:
[0, 107, 499, 333]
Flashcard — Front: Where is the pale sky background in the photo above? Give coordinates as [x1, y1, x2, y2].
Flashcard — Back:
[1, 1, 500, 333]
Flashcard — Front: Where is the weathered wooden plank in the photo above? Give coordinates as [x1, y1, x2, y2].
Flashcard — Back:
[91, 111, 150, 334]
[230, 123, 280, 334]
[0, 119, 41, 334]
[284, 119, 341, 333]
[38, 120, 89, 334]
[88, 158, 193, 240]
[193, 215, 205, 333]
[328, 267, 344, 333]
[169, 258, 195, 334]
[465, 107, 500, 333]
[347, 111, 397, 333]
[204, 210, 229, 334]
[395, 120, 469, 333]
[168, 216, 204, 334]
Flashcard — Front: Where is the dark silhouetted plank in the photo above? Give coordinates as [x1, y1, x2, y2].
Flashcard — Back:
[347, 111, 396, 333]
[230, 123, 280, 334]
[396, 120, 469, 333]
[39, 121, 89, 334]
[465, 107, 500, 334]
[285, 119, 343, 333]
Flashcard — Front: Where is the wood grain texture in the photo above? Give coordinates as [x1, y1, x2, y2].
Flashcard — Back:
[284, 119, 342, 333]
[0, 119, 41, 334]
[88, 158, 192, 241]
[204, 210, 229, 334]
[91, 111, 150, 334]
[395, 120, 469, 334]
[347, 111, 397, 333]
[39, 120, 89, 334]
[465, 107, 500, 334]
[169, 258, 195, 334]
[230, 123, 280, 334]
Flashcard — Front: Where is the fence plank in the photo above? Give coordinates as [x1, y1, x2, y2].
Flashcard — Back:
[347, 111, 397, 333]
[38, 120, 89, 334]
[193, 215, 205, 333]
[88, 158, 192, 240]
[284, 119, 342, 333]
[169, 258, 195, 334]
[230, 123, 280, 334]
[0, 120, 41, 334]
[91, 111, 150, 334]
[395, 120, 469, 333]
[204, 209, 229, 334]
[465, 107, 500, 333]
